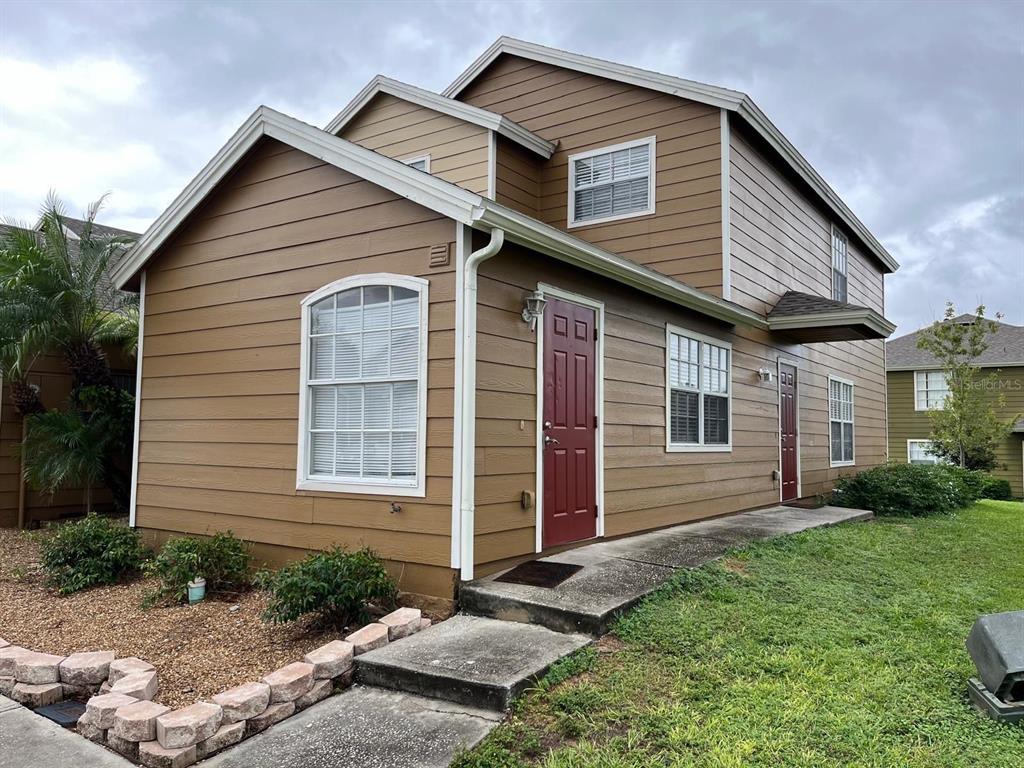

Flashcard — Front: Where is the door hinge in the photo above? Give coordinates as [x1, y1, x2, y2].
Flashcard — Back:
[594, 504, 599, 517]
[594, 326, 599, 341]
[594, 415, 599, 428]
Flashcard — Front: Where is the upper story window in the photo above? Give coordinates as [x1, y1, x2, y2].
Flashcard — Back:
[401, 155, 430, 172]
[568, 136, 656, 228]
[831, 225, 848, 302]
[298, 274, 428, 497]
[828, 376, 855, 466]
[666, 326, 731, 452]
[914, 370, 949, 410]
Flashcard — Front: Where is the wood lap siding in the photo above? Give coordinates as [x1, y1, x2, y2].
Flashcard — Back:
[137, 137, 458, 597]
[459, 54, 725, 295]
[338, 93, 490, 195]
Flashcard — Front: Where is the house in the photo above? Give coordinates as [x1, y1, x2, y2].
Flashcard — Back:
[0, 217, 139, 527]
[886, 315, 1024, 496]
[112, 38, 898, 602]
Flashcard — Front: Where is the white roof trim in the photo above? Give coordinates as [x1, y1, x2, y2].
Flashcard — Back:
[324, 75, 555, 159]
[443, 37, 898, 274]
[113, 105, 764, 331]
[768, 308, 897, 338]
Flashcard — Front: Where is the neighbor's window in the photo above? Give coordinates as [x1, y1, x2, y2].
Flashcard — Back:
[908, 439, 941, 465]
[666, 327, 731, 451]
[828, 377, 855, 466]
[402, 155, 430, 172]
[831, 225, 848, 302]
[914, 370, 949, 410]
[569, 136, 655, 227]
[299, 275, 428, 496]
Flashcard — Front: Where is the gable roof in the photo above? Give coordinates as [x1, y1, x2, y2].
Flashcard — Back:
[324, 75, 556, 159]
[886, 318, 1024, 370]
[442, 37, 899, 275]
[111, 105, 765, 331]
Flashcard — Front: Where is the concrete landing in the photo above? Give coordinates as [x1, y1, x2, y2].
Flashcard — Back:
[0, 695, 132, 768]
[355, 614, 591, 710]
[461, 505, 872, 635]
[201, 685, 501, 768]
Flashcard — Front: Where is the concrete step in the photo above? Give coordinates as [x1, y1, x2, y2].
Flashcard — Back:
[461, 505, 873, 636]
[354, 615, 591, 711]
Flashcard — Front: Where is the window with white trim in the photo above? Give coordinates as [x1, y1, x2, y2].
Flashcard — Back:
[914, 370, 949, 410]
[908, 439, 941, 465]
[299, 275, 427, 495]
[667, 327, 731, 450]
[831, 225, 848, 302]
[402, 155, 430, 172]
[569, 136, 655, 227]
[828, 377, 855, 466]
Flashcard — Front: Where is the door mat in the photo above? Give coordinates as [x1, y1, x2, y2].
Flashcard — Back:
[783, 498, 826, 510]
[495, 560, 583, 588]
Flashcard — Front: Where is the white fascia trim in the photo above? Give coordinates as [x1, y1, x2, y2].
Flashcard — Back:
[128, 269, 146, 528]
[473, 202, 767, 330]
[768, 308, 897, 337]
[444, 37, 898, 274]
[112, 106, 482, 289]
[486, 130, 497, 199]
[325, 75, 555, 159]
[720, 109, 732, 300]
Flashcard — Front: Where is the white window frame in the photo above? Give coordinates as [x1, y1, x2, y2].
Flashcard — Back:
[567, 135, 656, 229]
[665, 325, 732, 453]
[400, 154, 431, 173]
[296, 273, 429, 497]
[831, 224, 848, 303]
[828, 374, 855, 467]
[907, 439, 942, 465]
[914, 370, 949, 411]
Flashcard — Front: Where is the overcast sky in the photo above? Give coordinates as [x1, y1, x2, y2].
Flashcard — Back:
[1, 0, 1021, 333]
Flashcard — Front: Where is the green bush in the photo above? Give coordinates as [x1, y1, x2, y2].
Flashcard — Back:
[979, 476, 1013, 500]
[255, 547, 397, 628]
[832, 463, 973, 516]
[38, 514, 147, 594]
[146, 531, 251, 604]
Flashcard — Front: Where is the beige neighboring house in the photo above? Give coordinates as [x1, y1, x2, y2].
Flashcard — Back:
[886, 316, 1024, 497]
[111, 38, 899, 602]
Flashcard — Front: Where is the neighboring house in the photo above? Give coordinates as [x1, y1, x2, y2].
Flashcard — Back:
[886, 315, 1024, 496]
[0, 218, 138, 527]
[112, 37, 898, 602]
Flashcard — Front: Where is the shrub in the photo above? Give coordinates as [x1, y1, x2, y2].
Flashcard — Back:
[832, 463, 973, 516]
[979, 476, 1013, 500]
[146, 531, 251, 604]
[38, 514, 147, 594]
[256, 547, 397, 628]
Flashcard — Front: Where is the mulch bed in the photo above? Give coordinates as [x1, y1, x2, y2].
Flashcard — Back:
[0, 528, 340, 708]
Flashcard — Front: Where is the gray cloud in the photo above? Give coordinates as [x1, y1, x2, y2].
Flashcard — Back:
[1, 0, 1021, 333]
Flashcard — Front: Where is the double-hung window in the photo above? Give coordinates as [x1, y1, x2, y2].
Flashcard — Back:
[569, 136, 655, 227]
[908, 439, 941, 465]
[914, 370, 949, 410]
[666, 327, 731, 451]
[298, 274, 428, 496]
[828, 376, 855, 466]
[831, 225, 848, 302]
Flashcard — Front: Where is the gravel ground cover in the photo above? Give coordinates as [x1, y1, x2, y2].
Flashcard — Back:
[0, 527, 337, 709]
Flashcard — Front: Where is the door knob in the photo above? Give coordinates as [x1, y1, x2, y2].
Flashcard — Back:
[544, 435, 560, 446]
[543, 420, 552, 430]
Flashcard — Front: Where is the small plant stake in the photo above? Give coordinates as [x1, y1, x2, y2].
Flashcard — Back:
[187, 577, 206, 605]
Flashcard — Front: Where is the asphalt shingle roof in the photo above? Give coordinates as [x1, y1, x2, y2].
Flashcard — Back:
[886, 317, 1024, 369]
[767, 290, 874, 318]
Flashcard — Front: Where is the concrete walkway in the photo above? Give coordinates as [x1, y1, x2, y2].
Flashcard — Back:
[0, 695, 131, 768]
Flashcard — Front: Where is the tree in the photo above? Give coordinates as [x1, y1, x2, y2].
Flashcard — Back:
[915, 303, 1017, 470]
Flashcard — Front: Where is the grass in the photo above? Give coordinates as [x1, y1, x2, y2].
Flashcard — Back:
[453, 500, 1024, 768]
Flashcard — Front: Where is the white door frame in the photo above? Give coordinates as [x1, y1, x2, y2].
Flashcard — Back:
[777, 356, 802, 501]
[534, 283, 605, 553]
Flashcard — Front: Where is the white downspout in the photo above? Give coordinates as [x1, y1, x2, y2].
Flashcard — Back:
[458, 227, 505, 582]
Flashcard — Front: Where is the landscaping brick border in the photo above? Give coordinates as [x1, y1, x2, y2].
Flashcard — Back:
[0, 607, 432, 767]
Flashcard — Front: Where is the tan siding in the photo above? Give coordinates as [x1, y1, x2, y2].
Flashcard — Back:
[493, 135, 541, 216]
[338, 93, 490, 195]
[137, 137, 458, 597]
[471, 242, 886, 575]
[459, 54, 724, 295]
[888, 368, 1024, 496]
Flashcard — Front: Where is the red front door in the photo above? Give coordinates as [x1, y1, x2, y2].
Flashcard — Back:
[779, 363, 798, 502]
[542, 296, 597, 548]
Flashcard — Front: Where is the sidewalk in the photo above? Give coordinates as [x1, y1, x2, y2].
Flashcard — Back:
[0, 695, 131, 768]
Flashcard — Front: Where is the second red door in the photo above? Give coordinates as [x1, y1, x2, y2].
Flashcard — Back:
[542, 297, 597, 548]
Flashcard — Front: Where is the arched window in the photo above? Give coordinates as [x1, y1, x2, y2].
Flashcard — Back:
[297, 274, 428, 496]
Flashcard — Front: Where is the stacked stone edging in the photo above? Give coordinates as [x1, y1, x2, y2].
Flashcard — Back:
[0, 606, 432, 767]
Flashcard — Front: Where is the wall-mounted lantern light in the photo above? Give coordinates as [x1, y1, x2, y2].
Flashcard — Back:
[522, 290, 547, 332]
[757, 367, 775, 384]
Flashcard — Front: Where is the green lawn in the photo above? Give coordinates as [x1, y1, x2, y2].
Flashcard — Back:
[455, 500, 1024, 768]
